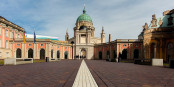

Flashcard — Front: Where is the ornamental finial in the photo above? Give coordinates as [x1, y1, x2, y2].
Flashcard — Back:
[83, 4, 86, 14]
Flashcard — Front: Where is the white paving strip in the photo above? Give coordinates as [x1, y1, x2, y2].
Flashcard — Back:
[73, 60, 98, 87]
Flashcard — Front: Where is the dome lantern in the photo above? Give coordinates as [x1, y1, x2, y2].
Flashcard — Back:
[76, 6, 92, 23]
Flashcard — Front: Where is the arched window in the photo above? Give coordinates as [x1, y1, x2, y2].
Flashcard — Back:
[57, 51, 60, 58]
[40, 49, 45, 59]
[51, 50, 53, 58]
[134, 49, 139, 59]
[64, 51, 68, 59]
[28, 49, 33, 58]
[16, 48, 21, 58]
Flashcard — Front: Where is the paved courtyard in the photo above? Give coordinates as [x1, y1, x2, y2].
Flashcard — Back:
[0, 60, 174, 87]
[86, 60, 174, 87]
[0, 60, 81, 87]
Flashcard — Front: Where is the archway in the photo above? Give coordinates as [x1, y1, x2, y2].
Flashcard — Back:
[107, 51, 110, 58]
[166, 43, 174, 63]
[99, 51, 102, 60]
[40, 49, 45, 59]
[16, 48, 21, 58]
[81, 48, 86, 58]
[28, 48, 33, 58]
[134, 49, 139, 59]
[113, 50, 116, 59]
[57, 50, 60, 59]
[64, 51, 68, 59]
[51, 50, 53, 58]
[122, 49, 127, 59]
[150, 43, 155, 59]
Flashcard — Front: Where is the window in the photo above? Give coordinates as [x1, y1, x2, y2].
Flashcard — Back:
[6, 30, 8, 37]
[41, 44, 44, 46]
[6, 40, 8, 48]
[11, 32, 13, 38]
[17, 44, 20, 46]
[135, 44, 138, 47]
[123, 44, 127, 47]
[29, 44, 32, 46]
[18, 34, 20, 38]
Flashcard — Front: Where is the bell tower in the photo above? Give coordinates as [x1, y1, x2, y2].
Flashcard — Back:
[101, 26, 105, 43]
[65, 29, 69, 41]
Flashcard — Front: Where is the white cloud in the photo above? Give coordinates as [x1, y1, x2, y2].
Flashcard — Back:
[0, 0, 174, 41]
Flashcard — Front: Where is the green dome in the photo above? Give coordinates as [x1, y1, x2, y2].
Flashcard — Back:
[76, 9, 92, 22]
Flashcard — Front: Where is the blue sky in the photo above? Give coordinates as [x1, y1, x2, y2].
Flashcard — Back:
[0, 0, 174, 41]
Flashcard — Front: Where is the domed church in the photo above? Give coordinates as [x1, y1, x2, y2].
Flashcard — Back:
[66, 6, 105, 59]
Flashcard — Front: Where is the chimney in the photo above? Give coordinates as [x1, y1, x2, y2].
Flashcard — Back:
[109, 34, 111, 42]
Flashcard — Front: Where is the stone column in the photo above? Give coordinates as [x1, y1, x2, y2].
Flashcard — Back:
[62, 45, 64, 59]
[45, 43, 47, 57]
[36, 43, 39, 59]
[24, 43, 26, 58]
[79, 34, 81, 44]
[33, 43, 36, 59]
[68, 46, 70, 59]
[22, 43, 24, 58]
[48, 43, 51, 58]
[88, 33, 91, 43]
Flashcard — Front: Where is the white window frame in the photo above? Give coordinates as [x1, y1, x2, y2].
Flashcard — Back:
[6, 40, 8, 48]
[6, 30, 8, 37]
[18, 34, 20, 38]
[29, 44, 32, 46]
[17, 44, 20, 46]
[41, 44, 43, 46]
[123, 44, 127, 47]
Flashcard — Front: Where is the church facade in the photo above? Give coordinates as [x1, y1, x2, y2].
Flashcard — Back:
[0, 8, 174, 62]
[66, 8, 105, 59]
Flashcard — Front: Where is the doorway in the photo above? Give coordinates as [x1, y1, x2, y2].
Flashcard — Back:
[122, 49, 127, 59]
[99, 51, 102, 60]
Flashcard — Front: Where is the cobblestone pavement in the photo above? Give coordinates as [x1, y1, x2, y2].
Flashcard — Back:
[86, 60, 174, 87]
[0, 60, 81, 87]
